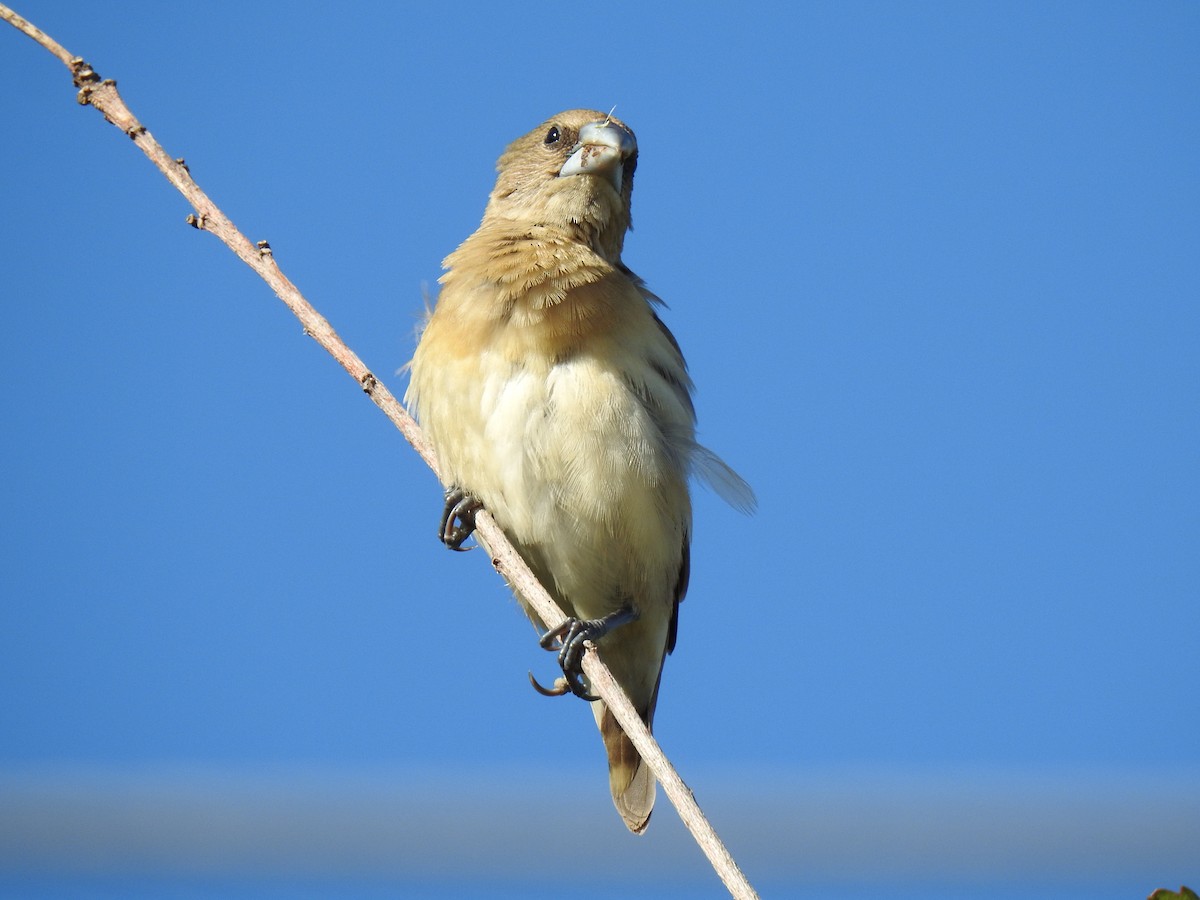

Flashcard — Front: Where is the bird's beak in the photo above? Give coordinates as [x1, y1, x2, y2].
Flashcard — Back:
[559, 121, 637, 192]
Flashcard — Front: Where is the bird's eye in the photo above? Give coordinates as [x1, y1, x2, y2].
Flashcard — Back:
[544, 126, 560, 145]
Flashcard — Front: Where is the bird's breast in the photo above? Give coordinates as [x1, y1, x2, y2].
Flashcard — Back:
[475, 345, 682, 537]
[408, 251, 694, 539]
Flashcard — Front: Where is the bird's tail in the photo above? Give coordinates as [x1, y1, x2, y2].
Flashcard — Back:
[596, 700, 655, 834]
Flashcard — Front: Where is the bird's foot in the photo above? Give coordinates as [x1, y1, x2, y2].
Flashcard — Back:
[439, 487, 482, 551]
[532, 607, 638, 701]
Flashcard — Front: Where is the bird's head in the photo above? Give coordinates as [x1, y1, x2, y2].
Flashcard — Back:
[484, 109, 638, 263]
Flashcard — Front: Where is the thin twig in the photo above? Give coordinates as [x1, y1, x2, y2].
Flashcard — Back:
[0, 7, 760, 898]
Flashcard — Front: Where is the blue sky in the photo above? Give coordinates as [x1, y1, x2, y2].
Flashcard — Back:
[1, 2, 1197, 898]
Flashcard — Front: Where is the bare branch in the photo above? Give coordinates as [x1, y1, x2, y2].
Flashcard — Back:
[2, 3, 71, 63]
[0, 6, 759, 898]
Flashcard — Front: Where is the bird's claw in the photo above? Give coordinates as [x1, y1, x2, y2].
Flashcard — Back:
[527, 670, 574, 697]
[439, 487, 482, 551]
[536, 616, 629, 702]
[538, 619, 598, 700]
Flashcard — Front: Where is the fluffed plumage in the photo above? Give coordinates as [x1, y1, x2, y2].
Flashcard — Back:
[405, 109, 752, 833]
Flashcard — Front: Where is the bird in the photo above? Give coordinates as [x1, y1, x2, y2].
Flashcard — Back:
[404, 109, 753, 833]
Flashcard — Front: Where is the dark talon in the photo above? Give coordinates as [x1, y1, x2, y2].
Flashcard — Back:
[527, 670, 571, 697]
[538, 622, 596, 699]
[439, 486, 482, 550]
[537, 607, 638, 702]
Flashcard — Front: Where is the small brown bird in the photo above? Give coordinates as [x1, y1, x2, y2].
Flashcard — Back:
[405, 109, 752, 833]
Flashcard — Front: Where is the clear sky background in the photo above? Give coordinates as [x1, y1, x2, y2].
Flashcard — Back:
[1, 3, 1197, 899]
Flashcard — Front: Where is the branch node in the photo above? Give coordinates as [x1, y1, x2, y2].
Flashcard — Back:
[176, 158, 190, 173]
[125, 122, 146, 140]
[256, 240, 273, 257]
[185, 213, 207, 230]
[69, 56, 100, 88]
[360, 372, 378, 394]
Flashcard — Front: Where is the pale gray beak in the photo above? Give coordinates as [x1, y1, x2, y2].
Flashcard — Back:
[559, 121, 637, 192]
